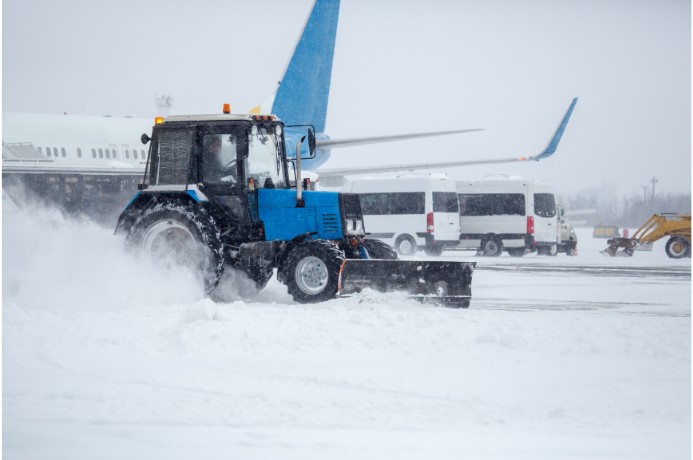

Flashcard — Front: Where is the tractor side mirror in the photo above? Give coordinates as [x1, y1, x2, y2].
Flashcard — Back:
[307, 128, 316, 157]
[141, 133, 151, 145]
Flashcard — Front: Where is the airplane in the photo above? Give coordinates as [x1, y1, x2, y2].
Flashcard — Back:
[2, 0, 577, 222]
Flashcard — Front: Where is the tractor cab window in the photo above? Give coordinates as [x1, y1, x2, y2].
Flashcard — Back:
[245, 124, 286, 189]
[202, 133, 239, 184]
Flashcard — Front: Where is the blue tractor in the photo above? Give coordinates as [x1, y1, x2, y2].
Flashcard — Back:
[115, 112, 475, 305]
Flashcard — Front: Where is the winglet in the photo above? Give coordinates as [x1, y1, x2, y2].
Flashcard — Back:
[532, 97, 578, 161]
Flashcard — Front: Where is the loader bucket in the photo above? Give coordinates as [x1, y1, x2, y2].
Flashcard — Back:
[602, 237, 637, 256]
[338, 260, 476, 308]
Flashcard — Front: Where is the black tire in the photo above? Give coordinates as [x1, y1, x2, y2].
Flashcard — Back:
[283, 240, 345, 303]
[665, 236, 690, 259]
[507, 248, 527, 257]
[394, 234, 417, 256]
[537, 245, 558, 256]
[424, 244, 444, 257]
[362, 239, 398, 260]
[481, 236, 503, 257]
[125, 201, 225, 293]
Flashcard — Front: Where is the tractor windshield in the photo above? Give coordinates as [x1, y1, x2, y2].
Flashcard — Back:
[245, 124, 286, 189]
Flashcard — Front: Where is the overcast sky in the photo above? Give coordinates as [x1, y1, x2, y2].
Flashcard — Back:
[3, 0, 691, 196]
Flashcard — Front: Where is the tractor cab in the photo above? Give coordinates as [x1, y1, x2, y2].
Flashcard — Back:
[137, 113, 312, 244]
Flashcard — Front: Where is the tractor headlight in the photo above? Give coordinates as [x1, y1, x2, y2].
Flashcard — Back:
[345, 219, 365, 236]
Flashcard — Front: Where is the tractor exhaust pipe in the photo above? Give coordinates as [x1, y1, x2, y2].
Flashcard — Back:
[295, 135, 305, 207]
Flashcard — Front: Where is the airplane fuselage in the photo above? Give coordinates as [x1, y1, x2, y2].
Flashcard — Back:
[3, 113, 154, 223]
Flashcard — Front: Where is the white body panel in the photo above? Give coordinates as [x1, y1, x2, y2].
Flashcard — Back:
[456, 174, 557, 253]
[343, 174, 461, 254]
[532, 181, 559, 245]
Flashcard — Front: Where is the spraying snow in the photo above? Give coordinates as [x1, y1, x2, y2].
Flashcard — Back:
[3, 203, 205, 310]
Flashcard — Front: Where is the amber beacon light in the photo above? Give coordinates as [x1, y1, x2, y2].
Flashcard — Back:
[223, 104, 231, 114]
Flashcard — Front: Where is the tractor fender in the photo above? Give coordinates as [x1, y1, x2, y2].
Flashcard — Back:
[114, 192, 199, 236]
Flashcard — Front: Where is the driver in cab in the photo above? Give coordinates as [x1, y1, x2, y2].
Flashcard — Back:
[203, 135, 237, 183]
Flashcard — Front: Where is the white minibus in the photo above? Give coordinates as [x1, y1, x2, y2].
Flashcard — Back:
[456, 174, 558, 256]
[343, 174, 461, 256]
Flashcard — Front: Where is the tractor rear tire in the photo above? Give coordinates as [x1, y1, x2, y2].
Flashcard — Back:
[125, 202, 225, 293]
[284, 240, 345, 303]
[665, 236, 690, 259]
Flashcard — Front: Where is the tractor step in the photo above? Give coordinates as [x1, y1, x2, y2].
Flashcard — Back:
[338, 259, 475, 308]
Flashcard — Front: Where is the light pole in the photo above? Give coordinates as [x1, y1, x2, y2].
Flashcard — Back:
[155, 94, 173, 116]
[650, 176, 658, 202]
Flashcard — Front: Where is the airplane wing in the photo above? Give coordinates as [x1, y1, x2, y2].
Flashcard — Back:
[316, 98, 577, 186]
[316, 128, 483, 149]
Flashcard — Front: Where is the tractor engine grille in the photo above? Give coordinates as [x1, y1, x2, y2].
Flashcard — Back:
[154, 128, 194, 185]
[321, 213, 340, 234]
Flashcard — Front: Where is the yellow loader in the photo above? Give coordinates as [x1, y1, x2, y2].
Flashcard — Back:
[602, 214, 691, 258]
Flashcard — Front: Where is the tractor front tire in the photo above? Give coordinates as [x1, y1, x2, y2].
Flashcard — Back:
[284, 240, 345, 303]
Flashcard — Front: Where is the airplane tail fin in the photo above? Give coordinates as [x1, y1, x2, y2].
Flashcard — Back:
[271, 0, 340, 133]
[532, 97, 578, 161]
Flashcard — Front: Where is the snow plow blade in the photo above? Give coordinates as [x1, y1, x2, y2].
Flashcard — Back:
[339, 260, 476, 308]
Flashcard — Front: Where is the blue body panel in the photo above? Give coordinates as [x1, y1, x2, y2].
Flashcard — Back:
[258, 188, 343, 241]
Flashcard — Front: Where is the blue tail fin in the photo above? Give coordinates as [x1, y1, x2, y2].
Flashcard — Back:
[271, 0, 340, 133]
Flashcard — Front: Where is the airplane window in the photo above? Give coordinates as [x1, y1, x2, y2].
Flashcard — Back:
[133, 151, 138, 160]
[106, 150, 111, 159]
[77, 148, 82, 158]
[112, 149, 117, 159]
[38, 147, 42, 153]
[99, 149, 104, 159]
[53, 148, 59, 157]
[61, 148, 66, 157]
[46, 148, 51, 157]
[125, 150, 130, 159]
[92, 148, 97, 158]
[141, 150, 146, 159]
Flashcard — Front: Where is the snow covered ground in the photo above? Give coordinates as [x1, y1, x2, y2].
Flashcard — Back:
[3, 205, 691, 459]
